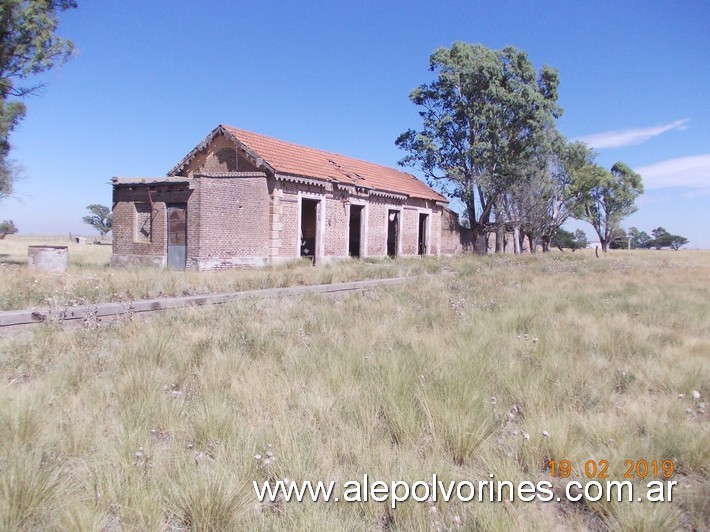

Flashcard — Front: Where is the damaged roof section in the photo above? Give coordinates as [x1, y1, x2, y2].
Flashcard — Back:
[167, 124, 447, 203]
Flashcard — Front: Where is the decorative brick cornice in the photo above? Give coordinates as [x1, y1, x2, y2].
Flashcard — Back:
[112, 176, 193, 186]
[274, 173, 329, 188]
[369, 189, 408, 201]
[193, 171, 267, 178]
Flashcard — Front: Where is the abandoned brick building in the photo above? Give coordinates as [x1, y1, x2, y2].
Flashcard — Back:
[111, 125, 468, 270]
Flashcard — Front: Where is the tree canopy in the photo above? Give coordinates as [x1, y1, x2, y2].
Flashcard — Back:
[574, 161, 643, 252]
[628, 227, 651, 249]
[551, 227, 587, 252]
[648, 227, 689, 250]
[1, 0, 76, 203]
[612, 226, 688, 250]
[396, 42, 562, 254]
[82, 204, 112, 238]
[670, 235, 689, 251]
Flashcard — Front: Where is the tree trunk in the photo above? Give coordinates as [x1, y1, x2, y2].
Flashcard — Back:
[495, 224, 505, 254]
[513, 225, 521, 254]
[601, 240, 609, 253]
[479, 231, 489, 254]
[470, 225, 488, 255]
[541, 236, 551, 252]
[528, 234, 535, 254]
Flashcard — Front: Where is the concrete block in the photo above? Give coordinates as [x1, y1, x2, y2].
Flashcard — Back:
[28, 246, 68, 272]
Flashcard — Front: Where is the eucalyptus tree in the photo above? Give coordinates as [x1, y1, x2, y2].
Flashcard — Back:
[574, 161, 643, 252]
[396, 42, 562, 254]
[497, 143, 549, 254]
[492, 134, 594, 253]
[515, 138, 596, 252]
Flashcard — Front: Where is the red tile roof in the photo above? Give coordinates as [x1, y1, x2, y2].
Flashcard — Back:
[170, 125, 447, 203]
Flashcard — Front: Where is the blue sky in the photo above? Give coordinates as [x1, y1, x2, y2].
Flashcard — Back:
[3, 1, 709, 247]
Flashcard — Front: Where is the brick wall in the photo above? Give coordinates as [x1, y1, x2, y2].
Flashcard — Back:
[440, 208, 472, 255]
[401, 207, 419, 256]
[181, 135, 258, 176]
[191, 175, 271, 268]
[361, 197, 445, 258]
[364, 198, 389, 256]
[279, 189, 300, 257]
[112, 185, 193, 267]
[175, 135, 273, 269]
[324, 194, 349, 257]
[431, 209, 442, 256]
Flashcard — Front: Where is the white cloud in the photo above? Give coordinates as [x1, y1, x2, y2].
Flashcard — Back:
[635, 154, 710, 190]
[574, 119, 690, 149]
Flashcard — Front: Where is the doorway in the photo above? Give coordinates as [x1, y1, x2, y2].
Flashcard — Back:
[387, 210, 399, 258]
[300, 198, 319, 261]
[167, 204, 187, 269]
[418, 213, 429, 256]
[349, 205, 364, 257]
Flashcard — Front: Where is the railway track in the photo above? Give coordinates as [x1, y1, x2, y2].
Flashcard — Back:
[0, 276, 422, 335]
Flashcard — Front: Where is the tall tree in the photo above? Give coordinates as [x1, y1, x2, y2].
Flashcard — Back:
[396, 42, 562, 254]
[511, 137, 595, 252]
[496, 133, 552, 254]
[574, 161, 643, 252]
[1, 0, 76, 203]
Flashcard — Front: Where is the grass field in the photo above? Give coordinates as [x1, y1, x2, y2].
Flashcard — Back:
[0, 241, 708, 530]
[0, 235, 441, 311]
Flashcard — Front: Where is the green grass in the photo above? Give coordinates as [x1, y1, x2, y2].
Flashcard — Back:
[0, 248, 708, 530]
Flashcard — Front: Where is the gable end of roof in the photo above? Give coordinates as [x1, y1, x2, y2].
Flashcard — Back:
[167, 125, 275, 177]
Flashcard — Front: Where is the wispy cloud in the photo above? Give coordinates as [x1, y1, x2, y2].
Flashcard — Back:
[635, 154, 710, 190]
[574, 119, 690, 149]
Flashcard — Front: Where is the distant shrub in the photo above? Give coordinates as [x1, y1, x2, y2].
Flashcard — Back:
[0, 220, 18, 239]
